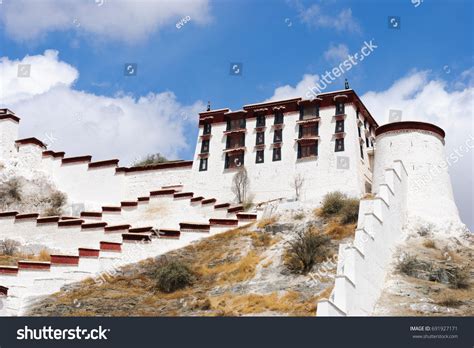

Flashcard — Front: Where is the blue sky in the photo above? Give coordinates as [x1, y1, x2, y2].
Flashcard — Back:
[0, 0, 473, 227]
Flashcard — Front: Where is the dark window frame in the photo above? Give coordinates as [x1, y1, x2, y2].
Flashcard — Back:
[272, 147, 281, 161]
[335, 120, 345, 133]
[199, 158, 208, 171]
[335, 102, 345, 115]
[256, 150, 264, 163]
[225, 152, 245, 169]
[201, 139, 210, 153]
[297, 141, 318, 159]
[256, 131, 265, 145]
[256, 115, 266, 127]
[273, 129, 283, 143]
[335, 138, 345, 152]
[203, 123, 212, 135]
[274, 110, 284, 125]
[360, 144, 364, 159]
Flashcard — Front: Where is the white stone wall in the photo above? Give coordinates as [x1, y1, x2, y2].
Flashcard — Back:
[373, 129, 461, 227]
[190, 103, 374, 204]
[0, 118, 19, 162]
[317, 160, 408, 316]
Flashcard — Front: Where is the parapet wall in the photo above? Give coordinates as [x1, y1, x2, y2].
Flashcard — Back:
[317, 159, 408, 316]
[0, 111, 193, 212]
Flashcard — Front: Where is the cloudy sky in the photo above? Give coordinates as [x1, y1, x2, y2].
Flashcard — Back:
[0, 0, 472, 228]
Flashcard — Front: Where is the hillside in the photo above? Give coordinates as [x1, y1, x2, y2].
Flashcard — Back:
[26, 206, 355, 317]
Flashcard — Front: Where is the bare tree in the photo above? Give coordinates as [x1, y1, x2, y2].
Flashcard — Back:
[291, 173, 305, 201]
[232, 167, 249, 203]
[0, 239, 21, 256]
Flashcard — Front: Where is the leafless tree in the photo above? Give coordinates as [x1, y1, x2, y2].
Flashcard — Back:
[232, 167, 249, 203]
[291, 173, 305, 201]
[0, 239, 21, 256]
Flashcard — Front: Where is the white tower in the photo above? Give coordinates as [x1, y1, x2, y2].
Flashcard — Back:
[373, 121, 463, 229]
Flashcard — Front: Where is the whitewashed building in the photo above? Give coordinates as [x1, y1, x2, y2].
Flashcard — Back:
[190, 89, 378, 204]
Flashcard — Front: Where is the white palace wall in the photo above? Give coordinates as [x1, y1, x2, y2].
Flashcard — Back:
[317, 122, 464, 316]
[190, 102, 375, 204]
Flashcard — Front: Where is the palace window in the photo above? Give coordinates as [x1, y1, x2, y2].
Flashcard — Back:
[227, 118, 246, 131]
[365, 136, 369, 148]
[300, 105, 319, 120]
[335, 120, 345, 133]
[256, 150, 264, 163]
[335, 102, 345, 115]
[273, 129, 283, 143]
[272, 147, 281, 161]
[256, 131, 265, 145]
[358, 125, 362, 138]
[297, 142, 318, 159]
[199, 158, 208, 171]
[226, 133, 245, 149]
[256, 115, 266, 127]
[364, 120, 368, 129]
[335, 138, 344, 152]
[274, 110, 284, 125]
[225, 152, 244, 169]
[201, 139, 210, 153]
[360, 144, 364, 159]
[203, 123, 211, 135]
[299, 124, 318, 138]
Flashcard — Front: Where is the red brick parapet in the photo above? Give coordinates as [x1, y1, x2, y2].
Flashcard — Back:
[18, 261, 50, 270]
[50, 255, 79, 265]
[88, 159, 119, 169]
[105, 224, 131, 232]
[100, 241, 122, 251]
[150, 189, 176, 196]
[0, 266, 19, 275]
[78, 248, 100, 257]
[209, 218, 238, 226]
[129, 226, 153, 233]
[62, 155, 92, 165]
[179, 222, 210, 232]
[0, 211, 19, 218]
[82, 222, 107, 229]
[375, 121, 445, 139]
[37, 216, 60, 224]
[80, 212, 102, 218]
[236, 213, 257, 220]
[58, 219, 84, 227]
[15, 138, 47, 149]
[15, 213, 39, 220]
[102, 206, 121, 212]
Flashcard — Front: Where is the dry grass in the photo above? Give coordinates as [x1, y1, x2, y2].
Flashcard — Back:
[0, 248, 50, 265]
[250, 232, 277, 248]
[434, 289, 472, 308]
[324, 220, 356, 240]
[423, 239, 436, 249]
[256, 216, 278, 229]
[209, 291, 317, 316]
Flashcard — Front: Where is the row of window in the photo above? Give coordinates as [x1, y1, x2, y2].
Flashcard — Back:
[198, 138, 346, 171]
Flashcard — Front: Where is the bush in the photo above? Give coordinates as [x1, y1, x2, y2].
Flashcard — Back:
[132, 153, 168, 167]
[154, 257, 194, 293]
[339, 198, 359, 224]
[44, 191, 67, 216]
[318, 192, 360, 225]
[0, 239, 21, 256]
[284, 228, 330, 274]
[319, 192, 346, 218]
[448, 267, 470, 289]
[0, 178, 22, 205]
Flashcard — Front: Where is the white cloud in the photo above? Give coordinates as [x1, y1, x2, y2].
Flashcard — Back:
[265, 74, 320, 102]
[298, 4, 361, 33]
[0, 0, 211, 43]
[0, 50, 204, 164]
[324, 43, 349, 63]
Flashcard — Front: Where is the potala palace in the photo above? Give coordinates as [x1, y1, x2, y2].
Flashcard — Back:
[0, 88, 467, 316]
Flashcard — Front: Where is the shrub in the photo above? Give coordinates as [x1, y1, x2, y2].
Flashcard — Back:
[448, 267, 470, 289]
[154, 257, 194, 293]
[339, 198, 359, 224]
[293, 212, 305, 220]
[422, 239, 436, 249]
[319, 192, 346, 218]
[0, 178, 22, 205]
[284, 227, 330, 274]
[324, 220, 355, 240]
[0, 239, 21, 256]
[44, 191, 67, 216]
[132, 153, 168, 167]
[396, 255, 428, 278]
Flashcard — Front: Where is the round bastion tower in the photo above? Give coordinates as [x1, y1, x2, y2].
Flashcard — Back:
[372, 121, 464, 230]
